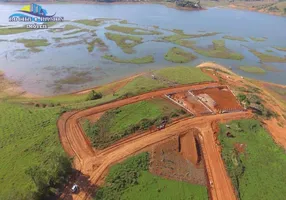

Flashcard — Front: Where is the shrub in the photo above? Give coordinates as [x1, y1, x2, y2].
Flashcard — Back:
[86, 90, 102, 101]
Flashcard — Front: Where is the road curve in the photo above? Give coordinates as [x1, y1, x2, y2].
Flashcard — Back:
[57, 82, 252, 200]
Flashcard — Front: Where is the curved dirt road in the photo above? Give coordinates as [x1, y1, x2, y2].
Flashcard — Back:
[58, 82, 252, 200]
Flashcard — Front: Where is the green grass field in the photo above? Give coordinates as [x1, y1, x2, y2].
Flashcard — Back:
[249, 49, 286, 62]
[0, 102, 66, 199]
[103, 54, 154, 64]
[105, 32, 143, 54]
[95, 152, 208, 200]
[105, 25, 161, 35]
[219, 119, 286, 200]
[82, 98, 187, 148]
[239, 66, 266, 74]
[154, 66, 213, 84]
[190, 40, 244, 60]
[223, 35, 248, 42]
[164, 47, 197, 63]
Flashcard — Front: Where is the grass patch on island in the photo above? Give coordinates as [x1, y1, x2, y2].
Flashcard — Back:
[261, 65, 282, 72]
[273, 46, 286, 52]
[163, 31, 219, 42]
[218, 119, 286, 200]
[74, 19, 102, 26]
[164, 47, 197, 63]
[223, 35, 248, 42]
[103, 55, 154, 64]
[105, 25, 162, 35]
[105, 32, 143, 54]
[190, 40, 244, 60]
[249, 49, 286, 62]
[250, 37, 267, 42]
[95, 152, 208, 200]
[239, 66, 266, 74]
[82, 99, 188, 149]
[0, 27, 34, 35]
[63, 29, 88, 35]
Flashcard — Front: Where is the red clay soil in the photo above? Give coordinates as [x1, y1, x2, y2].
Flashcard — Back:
[192, 87, 243, 112]
[149, 137, 207, 186]
[171, 92, 211, 116]
[57, 82, 253, 200]
[179, 131, 199, 165]
[83, 112, 105, 123]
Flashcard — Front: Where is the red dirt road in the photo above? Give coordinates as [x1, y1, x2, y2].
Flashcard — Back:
[58, 82, 252, 200]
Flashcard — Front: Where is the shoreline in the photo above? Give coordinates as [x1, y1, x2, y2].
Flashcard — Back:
[0, 1, 284, 16]
[0, 71, 40, 99]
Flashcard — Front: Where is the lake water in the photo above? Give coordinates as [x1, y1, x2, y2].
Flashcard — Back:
[0, 4, 286, 95]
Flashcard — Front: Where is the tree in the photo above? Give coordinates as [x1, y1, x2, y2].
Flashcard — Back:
[86, 90, 103, 101]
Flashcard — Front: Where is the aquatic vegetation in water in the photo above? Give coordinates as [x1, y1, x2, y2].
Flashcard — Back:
[273, 46, 286, 52]
[49, 24, 79, 33]
[223, 35, 248, 42]
[239, 66, 266, 74]
[0, 27, 34, 35]
[63, 29, 89, 35]
[86, 38, 108, 52]
[250, 37, 267, 42]
[74, 19, 102, 26]
[261, 65, 282, 72]
[55, 40, 85, 48]
[188, 40, 244, 60]
[249, 49, 286, 63]
[105, 25, 162, 35]
[164, 47, 197, 63]
[105, 32, 143, 54]
[163, 31, 219, 42]
[103, 54, 154, 64]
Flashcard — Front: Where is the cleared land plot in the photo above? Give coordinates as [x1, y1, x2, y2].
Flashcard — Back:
[168, 92, 212, 116]
[105, 25, 161, 35]
[105, 32, 143, 54]
[95, 152, 208, 200]
[218, 119, 286, 200]
[192, 86, 243, 112]
[164, 47, 197, 63]
[82, 98, 187, 149]
[249, 49, 286, 62]
[239, 66, 266, 74]
[150, 137, 207, 185]
[103, 54, 154, 64]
